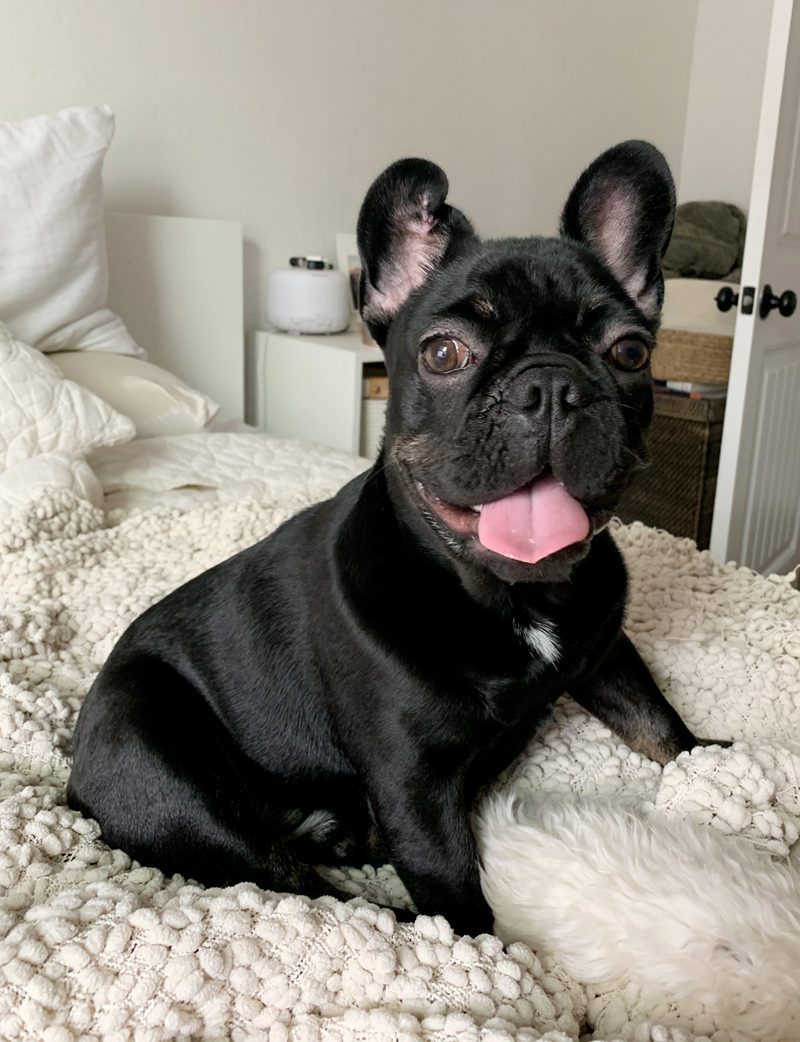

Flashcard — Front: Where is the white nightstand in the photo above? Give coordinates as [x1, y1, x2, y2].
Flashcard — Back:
[247, 328, 385, 456]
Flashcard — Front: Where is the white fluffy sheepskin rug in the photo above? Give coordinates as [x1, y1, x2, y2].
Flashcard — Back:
[476, 794, 800, 1042]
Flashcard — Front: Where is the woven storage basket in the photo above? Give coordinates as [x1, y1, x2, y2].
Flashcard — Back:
[653, 328, 733, 384]
[616, 392, 726, 550]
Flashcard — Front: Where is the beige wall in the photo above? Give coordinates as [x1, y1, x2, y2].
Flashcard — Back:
[2, 0, 699, 328]
[679, 0, 773, 211]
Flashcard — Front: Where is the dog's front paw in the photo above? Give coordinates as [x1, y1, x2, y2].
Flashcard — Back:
[441, 904, 496, 939]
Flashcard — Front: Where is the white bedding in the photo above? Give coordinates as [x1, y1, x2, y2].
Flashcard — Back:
[0, 452, 103, 512]
[1, 472, 798, 1042]
[1, 416, 799, 1040]
[90, 431, 370, 513]
[0, 318, 352, 520]
[0, 428, 370, 517]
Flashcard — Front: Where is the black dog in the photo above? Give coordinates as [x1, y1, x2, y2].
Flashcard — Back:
[69, 142, 720, 937]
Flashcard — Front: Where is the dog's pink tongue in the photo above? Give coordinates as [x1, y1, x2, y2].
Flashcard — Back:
[477, 475, 590, 563]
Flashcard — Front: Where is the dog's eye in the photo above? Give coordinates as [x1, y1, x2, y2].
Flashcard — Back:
[422, 338, 472, 374]
[608, 339, 650, 372]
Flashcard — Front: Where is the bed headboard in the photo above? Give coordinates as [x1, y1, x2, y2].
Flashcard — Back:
[105, 212, 244, 419]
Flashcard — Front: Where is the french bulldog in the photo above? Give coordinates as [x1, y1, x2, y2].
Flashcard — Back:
[68, 141, 721, 937]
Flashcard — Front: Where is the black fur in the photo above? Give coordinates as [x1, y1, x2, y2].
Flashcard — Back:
[68, 142, 719, 937]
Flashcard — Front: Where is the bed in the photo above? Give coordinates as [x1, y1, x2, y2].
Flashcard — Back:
[1, 108, 799, 1042]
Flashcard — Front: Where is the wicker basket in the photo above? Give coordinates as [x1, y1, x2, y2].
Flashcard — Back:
[653, 328, 733, 384]
[616, 392, 726, 549]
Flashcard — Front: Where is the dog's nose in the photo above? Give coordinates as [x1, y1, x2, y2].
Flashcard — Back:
[513, 367, 581, 417]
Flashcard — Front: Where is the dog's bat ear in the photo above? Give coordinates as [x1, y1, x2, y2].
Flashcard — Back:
[560, 140, 675, 320]
[357, 159, 477, 346]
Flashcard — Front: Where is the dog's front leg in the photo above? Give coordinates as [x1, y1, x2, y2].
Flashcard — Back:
[369, 771, 494, 937]
[568, 631, 718, 766]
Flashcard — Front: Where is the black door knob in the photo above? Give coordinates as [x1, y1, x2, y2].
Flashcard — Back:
[759, 284, 797, 318]
[715, 286, 739, 312]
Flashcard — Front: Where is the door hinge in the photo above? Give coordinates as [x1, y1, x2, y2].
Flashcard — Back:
[740, 286, 756, 314]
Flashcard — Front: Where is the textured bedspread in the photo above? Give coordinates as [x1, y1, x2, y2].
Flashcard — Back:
[1, 478, 798, 1041]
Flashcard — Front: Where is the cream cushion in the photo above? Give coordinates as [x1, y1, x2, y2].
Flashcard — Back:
[0, 323, 134, 470]
[51, 352, 220, 438]
[0, 105, 142, 356]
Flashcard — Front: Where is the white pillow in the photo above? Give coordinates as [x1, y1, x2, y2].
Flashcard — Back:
[50, 352, 220, 438]
[0, 105, 142, 356]
[0, 323, 135, 470]
[0, 453, 103, 516]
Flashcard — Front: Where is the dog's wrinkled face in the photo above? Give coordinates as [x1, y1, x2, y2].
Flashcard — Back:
[357, 143, 675, 583]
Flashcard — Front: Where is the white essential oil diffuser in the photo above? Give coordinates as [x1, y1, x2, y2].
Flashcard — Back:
[266, 256, 351, 335]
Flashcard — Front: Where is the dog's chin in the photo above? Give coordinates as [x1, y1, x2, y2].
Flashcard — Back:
[472, 536, 595, 584]
[405, 471, 613, 584]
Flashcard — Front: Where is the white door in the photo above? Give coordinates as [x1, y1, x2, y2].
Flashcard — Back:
[710, 0, 800, 574]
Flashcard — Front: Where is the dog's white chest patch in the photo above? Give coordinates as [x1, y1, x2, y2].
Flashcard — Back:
[515, 619, 561, 665]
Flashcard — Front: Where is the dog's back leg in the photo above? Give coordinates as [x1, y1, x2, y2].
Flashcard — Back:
[67, 658, 348, 900]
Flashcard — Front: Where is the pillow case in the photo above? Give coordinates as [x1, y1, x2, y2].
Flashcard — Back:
[0, 452, 103, 516]
[50, 352, 220, 438]
[0, 323, 134, 470]
[0, 105, 142, 356]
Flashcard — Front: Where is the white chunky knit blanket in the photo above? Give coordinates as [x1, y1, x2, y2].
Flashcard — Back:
[1, 485, 799, 1042]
